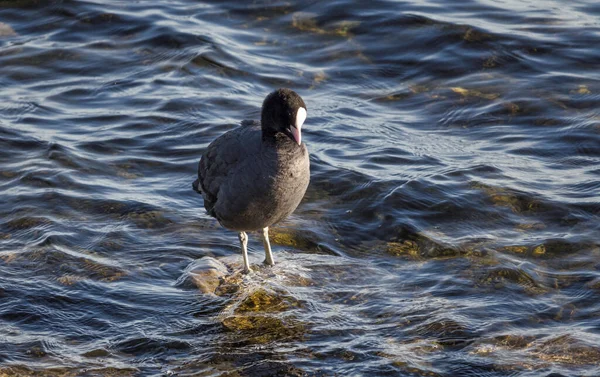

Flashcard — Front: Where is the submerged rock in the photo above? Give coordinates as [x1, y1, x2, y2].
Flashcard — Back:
[0, 365, 138, 377]
[0, 22, 16, 37]
[234, 288, 301, 313]
[221, 314, 305, 344]
[532, 334, 600, 365]
[125, 210, 172, 229]
[386, 233, 460, 260]
[180, 254, 313, 346]
[177, 256, 230, 294]
[413, 318, 477, 348]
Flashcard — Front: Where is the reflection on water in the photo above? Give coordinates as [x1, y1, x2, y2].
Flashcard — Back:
[1, 0, 599, 376]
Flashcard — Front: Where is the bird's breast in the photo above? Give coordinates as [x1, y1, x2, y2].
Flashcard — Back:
[214, 146, 309, 231]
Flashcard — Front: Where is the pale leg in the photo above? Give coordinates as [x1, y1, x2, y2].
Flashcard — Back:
[238, 231, 250, 273]
[262, 227, 274, 266]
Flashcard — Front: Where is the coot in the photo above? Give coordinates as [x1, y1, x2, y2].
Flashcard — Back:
[193, 88, 310, 273]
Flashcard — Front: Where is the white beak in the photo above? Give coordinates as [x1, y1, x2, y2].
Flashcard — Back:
[293, 107, 307, 145]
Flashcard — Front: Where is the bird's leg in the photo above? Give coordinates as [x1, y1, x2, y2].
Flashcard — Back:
[238, 231, 250, 273]
[261, 227, 274, 266]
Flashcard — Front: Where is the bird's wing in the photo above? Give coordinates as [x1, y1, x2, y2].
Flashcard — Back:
[196, 123, 261, 216]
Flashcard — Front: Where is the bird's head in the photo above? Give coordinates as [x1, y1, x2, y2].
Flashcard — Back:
[261, 88, 307, 145]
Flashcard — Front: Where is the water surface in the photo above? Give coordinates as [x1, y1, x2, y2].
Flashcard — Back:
[1, 0, 600, 376]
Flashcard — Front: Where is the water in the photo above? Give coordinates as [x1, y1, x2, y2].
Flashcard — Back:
[1, 0, 599, 376]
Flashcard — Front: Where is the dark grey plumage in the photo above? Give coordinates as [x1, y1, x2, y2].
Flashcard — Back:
[193, 88, 310, 272]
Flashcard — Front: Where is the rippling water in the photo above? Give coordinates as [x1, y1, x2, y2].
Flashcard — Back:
[1, 0, 600, 376]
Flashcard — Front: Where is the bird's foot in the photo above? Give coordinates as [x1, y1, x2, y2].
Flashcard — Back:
[263, 259, 275, 267]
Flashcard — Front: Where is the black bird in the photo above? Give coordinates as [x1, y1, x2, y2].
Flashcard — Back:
[193, 88, 310, 273]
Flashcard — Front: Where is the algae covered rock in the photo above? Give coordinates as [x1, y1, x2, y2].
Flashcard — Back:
[176, 256, 230, 294]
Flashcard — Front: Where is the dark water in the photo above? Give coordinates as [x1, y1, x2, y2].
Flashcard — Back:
[1, 0, 600, 376]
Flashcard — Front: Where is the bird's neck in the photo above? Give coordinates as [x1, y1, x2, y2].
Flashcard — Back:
[261, 126, 288, 145]
[261, 126, 278, 142]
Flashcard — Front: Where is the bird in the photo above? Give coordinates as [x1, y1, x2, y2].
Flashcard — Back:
[193, 88, 310, 273]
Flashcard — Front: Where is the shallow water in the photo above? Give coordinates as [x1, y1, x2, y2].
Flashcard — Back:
[1, 0, 599, 376]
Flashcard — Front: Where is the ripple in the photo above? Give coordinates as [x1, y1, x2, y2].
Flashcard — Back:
[1, 0, 600, 375]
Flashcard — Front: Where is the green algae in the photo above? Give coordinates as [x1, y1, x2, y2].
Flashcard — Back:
[80, 258, 127, 282]
[470, 181, 551, 214]
[477, 266, 549, 295]
[570, 84, 592, 95]
[451, 86, 499, 100]
[291, 12, 360, 38]
[386, 235, 460, 260]
[500, 239, 591, 259]
[220, 288, 306, 344]
[235, 288, 300, 314]
[0, 366, 138, 377]
[462, 27, 494, 42]
[493, 334, 536, 349]
[5, 216, 51, 230]
[125, 210, 172, 229]
[269, 227, 320, 251]
[221, 314, 305, 344]
[533, 334, 600, 365]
